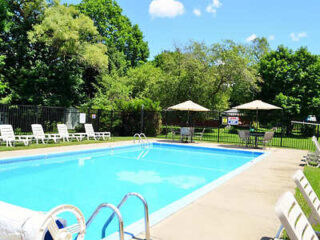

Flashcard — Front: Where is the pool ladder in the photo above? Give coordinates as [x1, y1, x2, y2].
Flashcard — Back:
[133, 133, 149, 144]
[84, 192, 151, 240]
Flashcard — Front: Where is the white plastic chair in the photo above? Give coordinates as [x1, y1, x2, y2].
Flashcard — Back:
[0, 124, 32, 147]
[84, 124, 111, 140]
[312, 136, 320, 154]
[275, 191, 319, 240]
[57, 124, 86, 142]
[293, 170, 320, 224]
[31, 124, 61, 144]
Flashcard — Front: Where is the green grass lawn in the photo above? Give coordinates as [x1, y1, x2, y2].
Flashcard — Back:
[0, 136, 133, 152]
[296, 166, 320, 231]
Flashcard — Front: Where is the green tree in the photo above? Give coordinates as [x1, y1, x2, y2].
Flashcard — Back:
[259, 46, 320, 120]
[78, 0, 149, 71]
[211, 40, 261, 106]
[152, 41, 260, 110]
[0, 0, 12, 101]
[250, 37, 270, 63]
[28, 1, 108, 101]
[0, 0, 109, 106]
[89, 73, 131, 110]
[0, 0, 48, 104]
[125, 63, 165, 100]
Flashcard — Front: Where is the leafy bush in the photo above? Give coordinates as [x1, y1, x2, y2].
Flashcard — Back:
[118, 98, 162, 136]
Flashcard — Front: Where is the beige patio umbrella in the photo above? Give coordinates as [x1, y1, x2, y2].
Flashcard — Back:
[167, 100, 210, 125]
[233, 100, 282, 127]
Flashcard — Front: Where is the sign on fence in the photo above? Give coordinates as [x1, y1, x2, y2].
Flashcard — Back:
[228, 117, 239, 125]
[79, 113, 86, 124]
[222, 117, 228, 125]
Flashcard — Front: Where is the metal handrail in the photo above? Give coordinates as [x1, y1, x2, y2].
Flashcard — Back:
[139, 133, 148, 144]
[133, 133, 142, 144]
[133, 133, 149, 145]
[101, 192, 151, 240]
[85, 203, 124, 240]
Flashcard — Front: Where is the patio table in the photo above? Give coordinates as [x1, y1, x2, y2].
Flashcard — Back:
[250, 132, 265, 148]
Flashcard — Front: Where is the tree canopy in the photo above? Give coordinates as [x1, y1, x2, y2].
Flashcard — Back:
[78, 0, 149, 72]
[259, 46, 320, 120]
[0, 0, 319, 123]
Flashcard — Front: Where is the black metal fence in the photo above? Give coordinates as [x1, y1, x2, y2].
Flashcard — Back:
[0, 104, 161, 137]
[0, 104, 318, 150]
[160, 110, 318, 151]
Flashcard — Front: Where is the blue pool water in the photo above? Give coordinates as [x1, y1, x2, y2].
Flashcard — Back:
[0, 143, 263, 239]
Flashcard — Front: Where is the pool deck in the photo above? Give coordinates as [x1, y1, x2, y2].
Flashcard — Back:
[0, 140, 306, 240]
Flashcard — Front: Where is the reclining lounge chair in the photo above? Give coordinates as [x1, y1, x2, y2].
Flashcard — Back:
[0, 124, 33, 147]
[84, 124, 111, 140]
[31, 124, 61, 144]
[275, 191, 319, 240]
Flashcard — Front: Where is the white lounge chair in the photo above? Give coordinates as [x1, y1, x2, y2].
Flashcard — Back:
[0, 124, 33, 147]
[293, 170, 320, 224]
[84, 124, 111, 140]
[275, 191, 319, 240]
[57, 124, 86, 142]
[31, 124, 61, 144]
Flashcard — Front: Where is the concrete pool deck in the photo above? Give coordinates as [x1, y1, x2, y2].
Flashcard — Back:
[0, 140, 306, 240]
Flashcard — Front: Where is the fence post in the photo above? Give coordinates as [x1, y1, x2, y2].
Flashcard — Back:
[165, 111, 168, 138]
[140, 104, 144, 133]
[217, 111, 220, 143]
[280, 126, 283, 147]
[110, 110, 113, 133]
[97, 109, 101, 131]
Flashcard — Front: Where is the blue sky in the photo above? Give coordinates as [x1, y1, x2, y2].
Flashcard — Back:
[63, 0, 320, 59]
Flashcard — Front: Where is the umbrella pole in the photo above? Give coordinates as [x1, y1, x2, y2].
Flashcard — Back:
[256, 110, 258, 130]
[187, 111, 190, 126]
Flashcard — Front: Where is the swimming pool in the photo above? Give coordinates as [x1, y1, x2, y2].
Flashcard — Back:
[0, 143, 264, 239]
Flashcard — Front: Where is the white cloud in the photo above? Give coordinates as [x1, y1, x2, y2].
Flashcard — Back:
[213, 0, 222, 8]
[193, 8, 201, 16]
[268, 35, 275, 41]
[206, 0, 222, 15]
[290, 32, 307, 42]
[149, 0, 184, 18]
[206, 5, 216, 14]
[246, 33, 257, 42]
